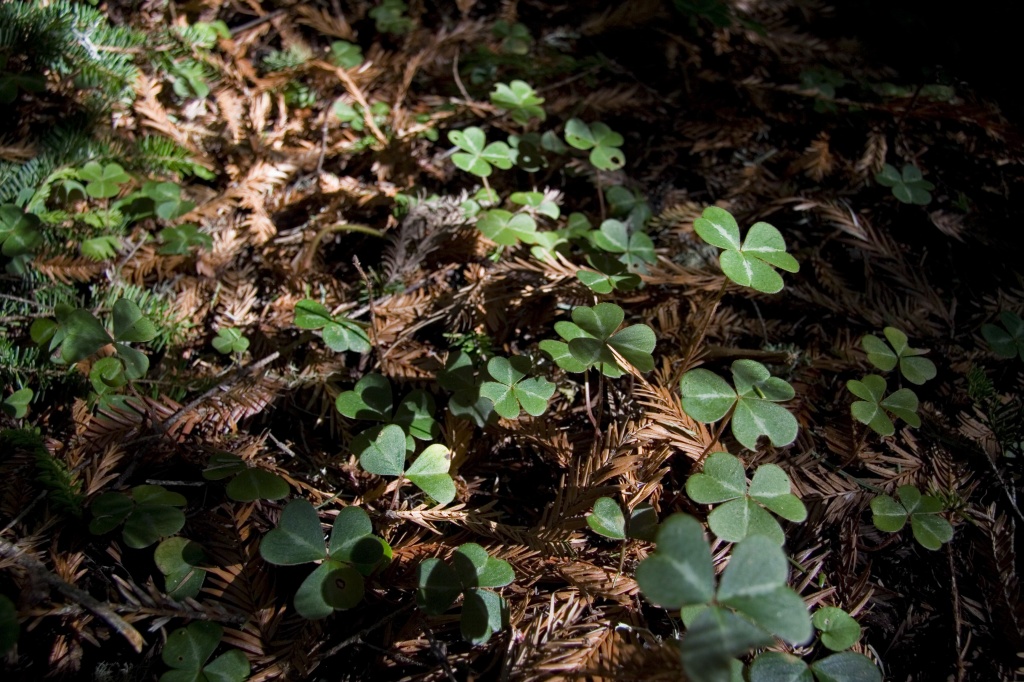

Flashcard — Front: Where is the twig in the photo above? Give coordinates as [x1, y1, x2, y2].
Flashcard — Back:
[452, 48, 471, 102]
[947, 544, 967, 682]
[0, 536, 145, 652]
[164, 351, 281, 430]
[0, 490, 47, 534]
[352, 257, 383, 365]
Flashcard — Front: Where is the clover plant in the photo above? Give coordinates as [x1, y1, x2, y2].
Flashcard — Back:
[680, 360, 799, 450]
[160, 622, 250, 682]
[636, 515, 812, 682]
[861, 327, 936, 385]
[492, 20, 532, 55]
[293, 299, 371, 353]
[586, 497, 658, 541]
[509, 191, 559, 220]
[846, 375, 919, 437]
[589, 218, 656, 272]
[564, 118, 625, 171]
[158, 224, 212, 255]
[89, 484, 186, 549]
[875, 163, 934, 205]
[685, 452, 806, 545]
[605, 185, 651, 227]
[0, 594, 17, 654]
[870, 485, 953, 550]
[79, 161, 130, 199]
[437, 350, 495, 426]
[693, 206, 799, 294]
[2, 387, 32, 419]
[369, 0, 413, 35]
[142, 181, 195, 220]
[539, 302, 656, 378]
[490, 81, 545, 125]
[479, 356, 555, 419]
[576, 253, 641, 294]
[811, 606, 862, 652]
[335, 373, 439, 455]
[448, 127, 514, 177]
[748, 651, 880, 682]
[203, 452, 289, 502]
[329, 40, 363, 69]
[260, 500, 391, 618]
[417, 543, 514, 644]
[154, 536, 207, 600]
[476, 209, 537, 246]
[982, 311, 1024, 361]
[0, 204, 42, 260]
[31, 299, 157, 385]
[358, 425, 457, 504]
[212, 327, 249, 355]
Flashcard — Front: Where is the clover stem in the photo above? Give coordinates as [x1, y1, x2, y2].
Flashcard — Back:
[299, 222, 384, 271]
[391, 475, 403, 510]
[596, 175, 606, 222]
[583, 370, 599, 433]
[702, 405, 734, 459]
[681, 277, 729, 373]
[481, 175, 492, 197]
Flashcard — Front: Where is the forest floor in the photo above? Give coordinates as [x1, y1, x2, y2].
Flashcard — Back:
[2, 1, 1024, 680]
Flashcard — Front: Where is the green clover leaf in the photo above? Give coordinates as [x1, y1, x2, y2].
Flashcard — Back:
[89, 485, 186, 549]
[476, 209, 537, 246]
[212, 327, 249, 354]
[437, 351, 495, 427]
[154, 537, 207, 601]
[293, 299, 370, 353]
[589, 219, 656, 272]
[490, 80, 546, 125]
[0, 204, 42, 257]
[329, 40, 364, 69]
[479, 356, 555, 419]
[2, 387, 33, 419]
[870, 485, 953, 550]
[749, 651, 881, 682]
[160, 622, 249, 682]
[875, 163, 934, 205]
[509, 191, 559, 220]
[861, 327, 936, 385]
[693, 206, 799, 294]
[586, 497, 658, 542]
[847, 375, 920, 436]
[540, 302, 656, 378]
[564, 118, 625, 170]
[448, 127, 514, 177]
[79, 161, 131, 199]
[679, 360, 799, 450]
[405, 444, 456, 505]
[812, 606, 862, 652]
[605, 185, 651, 228]
[982, 311, 1024, 361]
[158, 224, 212, 255]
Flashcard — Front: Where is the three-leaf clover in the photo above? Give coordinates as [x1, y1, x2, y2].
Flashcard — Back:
[202, 452, 289, 502]
[154, 537, 208, 600]
[636, 515, 812, 682]
[1, 387, 32, 419]
[981, 311, 1024, 361]
[605, 185, 651, 228]
[749, 651, 881, 682]
[685, 452, 806, 545]
[490, 81, 545, 125]
[329, 40, 364, 68]
[417, 543, 514, 644]
[357, 425, 456, 504]
[812, 606, 862, 652]
[861, 327, 937, 384]
[212, 327, 249, 355]
[680, 360, 799, 450]
[143, 181, 195, 220]
[539, 302, 656, 378]
[589, 219, 656, 272]
[564, 118, 625, 171]
[870, 485, 953, 550]
[160, 621, 249, 682]
[575, 253, 641, 294]
[0, 204, 42, 257]
[437, 350, 495, 427]
[260, 500, 390, 618]
[875, 163, 934, 205]
[79, 161, 131, 199]
[693, 207, 799, 294]
[293, 299, 371, 353]
[89, 485, 186, 549]
[476, 209, 537, 246]
[448, 127, 514, 177]
[509, 191, 559, 220]
[479, 356, 555, 419]
[158, 224, 212, 255]
[335, 373, 440, 454]
[586, 497, 658, 541]
[369, 0, 414, 34]
[846, 375, 920, 436]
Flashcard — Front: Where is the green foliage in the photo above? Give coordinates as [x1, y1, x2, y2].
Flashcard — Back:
[861, 327, 936, 384]
[605, 185, 651, 228]
[575, 253, 641, 294]
[2, 387, 33, 418]
[870, 485, 953, 550]
[448, 127, 515, 177]
[982, 311, 1024, 361]
[0, 204, 42, 259]
[477, 209, 537, 246]
[492, 20, 532, 55]
[586, 497, 658, 541]
[490, 81, 545, 125]
[260, 500, 390, 618]
[540, 302, 656, 378]
[685, 451, 806, 545]
[89, 484, 187, 549]
[875, 164, 934, 205]
[437, 350, 495, 427]
[416, 544, 514, 644]
[154, 537, 207, 601]
[812, 606, 862, 652]
[260, 45, 311, 73]
[588, 218, 656, 272]
[748, 651, 881, 682]
[212, 327, 249, 355]
[509, 191, 559, 220]
[160, 622, 250, 682]
[0, 594, 17, 654]
[479, 356, 555, 419]
[2, 428, 83, 516]
[359, 425, 456, 504]
[330, 41, 364, 69]
[672, 0, 734, 27]
[335, 373, 440, 453]
[693, 206, 799, 293]
[293, 299, 371, 353]
[78, 161, 131, 199]
[799, 67, 847, 99]
[370, 0, 414, 35]
[564, 118, 625, 171]
[636, 515, 812, 682]
[679, 360, 799, 450]
[158, 224, 212, 255]
[203, 453, 290, 502]
[846, 375, 919, 436]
